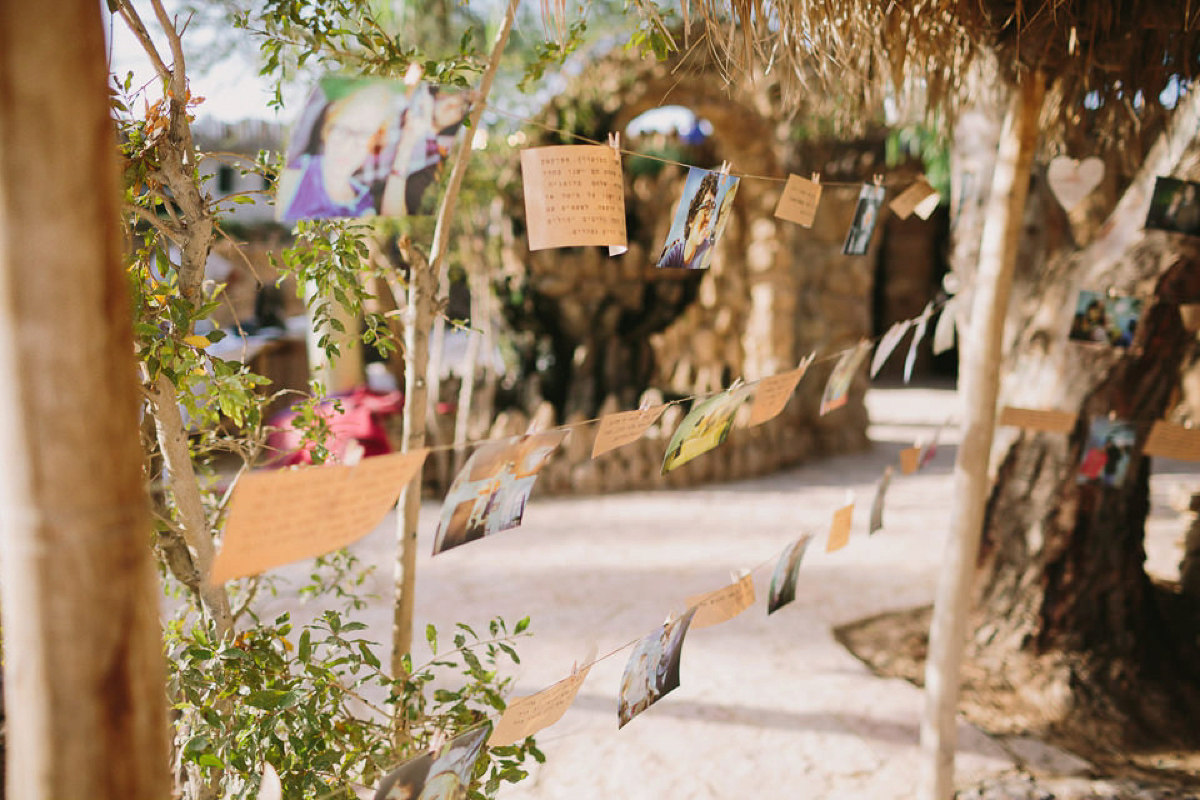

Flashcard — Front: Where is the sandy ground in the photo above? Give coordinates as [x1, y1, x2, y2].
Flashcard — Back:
[253, 383, 1199, 798]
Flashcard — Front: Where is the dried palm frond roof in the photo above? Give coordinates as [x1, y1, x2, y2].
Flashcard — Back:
[685, 0, 1200, 155]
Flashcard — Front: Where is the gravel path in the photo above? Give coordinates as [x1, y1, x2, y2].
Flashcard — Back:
[254, 383, 1198, 798]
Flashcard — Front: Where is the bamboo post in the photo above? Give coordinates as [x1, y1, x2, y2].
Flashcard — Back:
[0, 1, 172, 796]
[918, 71, 1044, 800]
[391, 0, 521, 676]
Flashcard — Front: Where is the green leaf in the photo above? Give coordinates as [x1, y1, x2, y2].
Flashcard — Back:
[514, 616, 530, 635]
[196, 753, 225, 768]
[426, 624, 438, 654]
[245, 689, 302, 710]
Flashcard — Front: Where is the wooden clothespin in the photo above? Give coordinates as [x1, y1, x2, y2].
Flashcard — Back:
[607, 131, 621, 162]
[428, 729, 448, 753]
[728, 377, 745, 392]
[664, 610, 678, 625]
[798, 351, 816, 370]
[811, 172, 821, 185]
[872, 174, 884, 188]
[403, 62, 424, 87]
[719, 161, 731, 177]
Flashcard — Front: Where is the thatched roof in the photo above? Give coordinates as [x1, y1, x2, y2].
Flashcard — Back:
[686, 0, 1200, 155]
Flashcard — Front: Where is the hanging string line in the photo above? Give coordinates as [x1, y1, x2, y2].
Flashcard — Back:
[483, 103, 905, 187]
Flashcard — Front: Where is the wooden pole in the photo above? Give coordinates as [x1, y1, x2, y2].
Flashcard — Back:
[0, 0, 172, 797]
[391, 0, 521, 677]
[917, 70, 1044, 800]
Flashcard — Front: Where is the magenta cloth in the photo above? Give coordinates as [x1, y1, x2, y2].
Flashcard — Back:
[265, 386, 403, 467]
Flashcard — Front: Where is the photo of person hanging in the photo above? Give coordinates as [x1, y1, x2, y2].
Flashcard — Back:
[1145, 176, 1200, 236]
[656, 167, 740, 269]
[276, 76, 471, 222]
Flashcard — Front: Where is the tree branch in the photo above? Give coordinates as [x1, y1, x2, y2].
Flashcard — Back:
[125, 202, 183, 244]
[114, 0, 171, 84]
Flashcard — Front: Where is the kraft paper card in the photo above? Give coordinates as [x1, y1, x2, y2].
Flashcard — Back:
[899, 446, 921, 475]
[618, 609, 696, 729]
[521, 145, 627, 251]
[820, 341, 872, 415]
[748, 354, 815, 427]
[869, 465, 893, 535]
[488, 665, 592, 747]
[889, 178, 940, 220]
[774, 174, 823, 227]
[904, 302, 934, 383]
[997, 406, 1077, 434]
[767, 535, 812, 614]
[277, 78, 470, 221]
[374, 726, 488, 800]
[826, 502, 854, 553]
[685, 573, 756, 629]
[209, 450, 427, 584]
[433, 431, 567, 555]
[1145, 422, 1200, 461]
[870, 320, 911, 378]
[662, 385, 754, 473]
[592, 404, 669, 458]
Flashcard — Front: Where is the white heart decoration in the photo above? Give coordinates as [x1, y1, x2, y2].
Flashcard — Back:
[1047, 156, 1105, 212]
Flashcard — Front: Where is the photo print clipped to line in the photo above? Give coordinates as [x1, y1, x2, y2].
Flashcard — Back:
[661, 384, 754, 474]
[656, 166, 740, 269]
[767, 535, 812, 615]
[617, 608, 697, 729]
[374, 725, 489, 800]
[1068, 289, 1143, 348]
[1145, 176, 1200, 237]
[820, 340, 872, 416]
[276, 76, 471, 222]
[1077, 416, 1138, 488]
[432, 430, 568, 555]
[521, 144, 627, 251]
[842, 183, 886, 256]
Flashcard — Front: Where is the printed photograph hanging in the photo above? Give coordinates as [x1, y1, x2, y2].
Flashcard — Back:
[432, 430, 568, 555]
[1068, 290, 1142, 348]
[618, 609, 696, 728]
[373, 725, 489, 800]
[662, 385, 753, 473]
[819, 341, 872, 415]
[1077, 416, 1137, 488]
[656, 167, 740, 269]
[842, 183, 886, 256]
[277, 77, 471, 222]
[1145, 176, 1200, 236]
[767, 535, 812, 615]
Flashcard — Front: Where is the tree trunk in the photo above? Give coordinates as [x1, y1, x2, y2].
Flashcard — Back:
[0, 1, 171, 797]
[969, 79, 1200, 751]
[918, 70, 1044, 800]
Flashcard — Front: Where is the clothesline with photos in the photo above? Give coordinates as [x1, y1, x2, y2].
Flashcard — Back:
[244, 413, 943, 800]
[273, 75, 941, 260]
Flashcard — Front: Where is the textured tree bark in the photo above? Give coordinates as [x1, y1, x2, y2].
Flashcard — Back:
[966, 86, 1200, 747]
[918, 70, 1044, 800]
[0, 1, 172, 797]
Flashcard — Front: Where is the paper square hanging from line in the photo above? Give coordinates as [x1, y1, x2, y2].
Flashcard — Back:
[521, 145, 628, 251]
[618, 609, 696, 728]
[889, 178, 940, 220]
[656, 167, 740, 269]
[209, 450, 428, 584]
[276, 77, 471, 222]
[489, 664, 592, 746]
[843, 184, 886, 256]
[662, 385, 753, 473]
[774, 174, 822, 227]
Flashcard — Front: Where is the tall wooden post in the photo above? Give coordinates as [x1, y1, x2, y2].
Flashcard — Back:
[918, 70, 1044, 800]
[0, 1, 171, 798]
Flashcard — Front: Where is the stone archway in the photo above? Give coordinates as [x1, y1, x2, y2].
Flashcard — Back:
[495, 44, 877, 491]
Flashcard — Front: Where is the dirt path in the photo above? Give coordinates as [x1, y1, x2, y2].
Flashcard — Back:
[255, 384, 1197, 798]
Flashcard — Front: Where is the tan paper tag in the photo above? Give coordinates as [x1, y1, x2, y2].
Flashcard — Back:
[521, 145, 627, 251]
[997, 406, 1077, 434]
[685, 573, 756, 629]
[899, 446, 921, 475]
[889, 178, 940, 220]
[210, 450, 427, 584]
[748, 354, 815, 427]
[592, 404, 669, 458]
[1144, 422, 1200, 461]
[488, 664, 592, 747]
[826, 502, 854, 553]
[774, 174, 823, 227]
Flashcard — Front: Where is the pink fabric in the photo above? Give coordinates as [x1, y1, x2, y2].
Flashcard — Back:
[265, 386, 403, 467]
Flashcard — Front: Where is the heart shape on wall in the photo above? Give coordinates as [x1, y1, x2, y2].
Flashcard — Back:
[1047, 156, 1105, 212]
